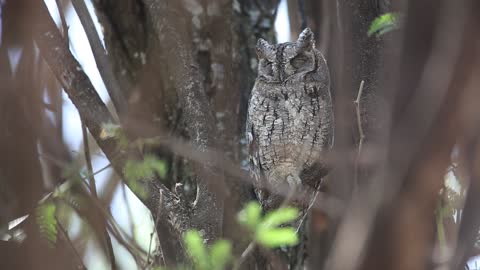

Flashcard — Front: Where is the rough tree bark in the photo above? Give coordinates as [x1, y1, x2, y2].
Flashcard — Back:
[89, 0, 278, 265]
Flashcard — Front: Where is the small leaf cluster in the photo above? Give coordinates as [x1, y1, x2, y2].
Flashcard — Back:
[368, 12, 400, 37]
[123, 155, 167, 199]
[100, 123, 129, 149]
[154, 202, 300, 270]
[35, 201, 58, 246]
[184, 230, 232, 270]
[237, 201, 299, 248]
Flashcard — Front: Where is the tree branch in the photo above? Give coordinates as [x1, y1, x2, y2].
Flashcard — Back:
[81, 121, 117, 270]
[71, 0, 128, 114]
[32, 0, 189, 239]
[144, 0, 225, 241]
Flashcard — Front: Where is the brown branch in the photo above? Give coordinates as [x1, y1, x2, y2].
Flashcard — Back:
[60, 191, 148, 266]
[56, 216, 88, 270]
[32, 0, 189, 241]
[144, 0, 225, 241]
[71, 0, 128, 114]
[81, 121, 117, 270]
[82, 123, 97, 197]
[147, 190, 166, 268]
[357, 1, 480, 270]
[54, 0, 69, 43]
[450, 52, 480, 270]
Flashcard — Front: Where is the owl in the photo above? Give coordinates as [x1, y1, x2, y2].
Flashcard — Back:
[246, 28, 334, 212]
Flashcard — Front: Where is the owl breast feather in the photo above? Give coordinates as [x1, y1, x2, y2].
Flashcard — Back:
[247, 78, 332, 184]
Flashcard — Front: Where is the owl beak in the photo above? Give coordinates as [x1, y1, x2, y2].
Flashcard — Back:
[279, 69, 286, 82]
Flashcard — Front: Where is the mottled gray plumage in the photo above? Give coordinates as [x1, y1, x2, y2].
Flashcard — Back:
[246, 28, 333, 211]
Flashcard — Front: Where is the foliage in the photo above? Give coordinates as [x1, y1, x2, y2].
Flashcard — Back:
[237, 201, 299, 248]
[101, 122, 168, 199]
[152, 203, 299, 270]
[60, 162, 83, 183]
[35, 201, 58, 246]
[368, 12, 400, 37]
[184, 230, 232, 270]
[123, 155, 167, 199]
[100, 122, 129, 149]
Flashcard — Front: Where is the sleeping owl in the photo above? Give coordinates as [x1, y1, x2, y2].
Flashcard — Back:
[246, 28, 334, 211]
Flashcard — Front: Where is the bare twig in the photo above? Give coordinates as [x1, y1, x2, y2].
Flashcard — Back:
[451, 139, 480, 269]
[353, 80, 365, 188]
[234, 241, 256, 270]
[81, 121, 117, 270]
[33, 0, 185, 242]
[56, 216, 88, 270]
[71, 0, 127, 114]
[54, 0, 69, 44]
[60, 194, 148, 266]
[82, 123, 97, 196]
[147, 190, 166, 268]
[121, 184, 136, 236]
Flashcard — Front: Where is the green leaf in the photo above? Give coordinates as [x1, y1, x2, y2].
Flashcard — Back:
[123, 155, 167, 199]
[368, 13, 400, 37]
[35, 201, 57, 246]
[237, 201, 262, 230]
[256, 227, 299, 248]
[143, 155, 168, 178]
[100, 123, 128, 149]
[99, 123, 121, 139]
[210, 240, 232, 270]
[61, 162, 83, 183]
[124, 155, 167, 182]
[237, 202, 300, 250]
[260, 207, 299, 229]
[184, 230, 209, 270]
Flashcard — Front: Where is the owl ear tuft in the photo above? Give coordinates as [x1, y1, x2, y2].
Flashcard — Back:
[256, 38, 272, 59]
[297, 28, 315, 50]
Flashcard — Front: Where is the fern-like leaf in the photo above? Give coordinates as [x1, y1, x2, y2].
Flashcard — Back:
[35, 201, 57, 246]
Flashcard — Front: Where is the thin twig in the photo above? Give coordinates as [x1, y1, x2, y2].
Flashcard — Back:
[33, 1, 183, 242]
[54, 0, 69, 45]
[82, 123, 98, 196]
[296, 187, 321, 233]
[56, 216, 88, 270]
[54, 0, 68, 138]
[39, 152, 112, 188]
[121, 184, 136, 236]
[147, 189, 166, 268]
[71, 0, 127, 114]
[353, 80, 365, 188]
[60, 195, 147, 267]
[81, 121, 117, 270]
[234, 241, 256, 270]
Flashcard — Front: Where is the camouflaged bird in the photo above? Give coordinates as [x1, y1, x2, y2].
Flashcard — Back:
[246, 28, 334, 211]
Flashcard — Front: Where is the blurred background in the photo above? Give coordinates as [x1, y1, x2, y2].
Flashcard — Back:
[1, 0, 480, 269]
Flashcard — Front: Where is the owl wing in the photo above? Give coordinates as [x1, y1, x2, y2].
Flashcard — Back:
[246, 112, 259, 180]
[246, 105, 268, 203]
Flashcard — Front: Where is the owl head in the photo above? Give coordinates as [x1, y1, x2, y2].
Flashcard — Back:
[256, 28, 318, 83]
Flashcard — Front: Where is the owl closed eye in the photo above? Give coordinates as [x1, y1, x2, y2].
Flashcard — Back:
[255, 28, 318, 82]
[290, 54, 310, 69]
[259, 59, 274, 77]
